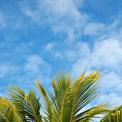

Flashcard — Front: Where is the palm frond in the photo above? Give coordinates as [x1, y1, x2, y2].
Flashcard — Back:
[71, 72, 101, 121]
[36, 80, 53, 122]
[100, 105, 122, 122]
[8, 87, 42, 122]
[36, 71, 108, 122]
[27, 90, 42, 122]
[0, 97, 22, 122]
[50, 74, 72, 122]
[74, 104, 109, 122]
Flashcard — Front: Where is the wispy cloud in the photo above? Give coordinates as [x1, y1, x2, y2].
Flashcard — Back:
[20, 0, 88, 42]
[0, 11, 7, 29]
[45, 43, 54, 51]
[25, 54, 52, 74]
[71, 18, 122, 106]
[0, 64, 17, 78]
[99, 93, 122, 106]
[83, 22, 105, 36]
[0, 0, 122, 106]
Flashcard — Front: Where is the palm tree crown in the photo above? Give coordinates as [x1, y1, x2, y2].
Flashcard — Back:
[100, 105, 122, 122]
[36, 71, 108, 122]
[0, 71, 120, 122]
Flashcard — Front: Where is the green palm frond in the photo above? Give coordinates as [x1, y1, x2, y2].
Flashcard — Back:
[50, 74, 72, 122]
[71, 72, 99, 120]
[36, 71, 108, 122]
[0, 71, 112, 122]
[100, 105, 122, 122]
[8, 87, 27, 121]
[27, 90, 42, 122]
[9, 87, 42, 122]
[36, 81, 53, 122]
[0, 97, 22, 122]
[75, 104, 109, 122]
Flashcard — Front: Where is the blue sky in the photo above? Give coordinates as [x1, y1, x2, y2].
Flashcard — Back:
[0, 0, 122, 106]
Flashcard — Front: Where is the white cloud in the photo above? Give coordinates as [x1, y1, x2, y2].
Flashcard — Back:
[99, 71, 122, 106]
[54, 52, 64, 59]
[45, 0, 76, 15]
[83, 22, 105, 36]
[72, 39, 122, 76]
[18, 0, 122, 106]
[0, 54, 52, 90]
[53, 41, 90, 61]
[99, 93, 122, 106]
[100, 71, 122, 92]
[9, 54, 53, 88]
[45, 43, 54, 51]
[71, 28, 122, 106]
[0, 64, 17, 78]
[20, 0, 88, 42]
[25, 54, 51, 73]
[0, 11, 7, 29]
[65, 41, 90, 62]
[92, 39, 122, 69]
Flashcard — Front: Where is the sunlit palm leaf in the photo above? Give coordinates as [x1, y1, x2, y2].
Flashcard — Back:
[100, 105, 122, 122]
[36, 71, 108, 122]
[9, 87, 42, 122]
[36, 81, 53, 122]
[0, 97, 22, 122]
[74, 104, 109, 122]
[27, 90, 42, 122]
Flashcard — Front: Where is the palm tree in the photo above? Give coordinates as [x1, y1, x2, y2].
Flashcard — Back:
[36, 71, 108, 122]
[100, 105, 122, 122]
[0, 88, 43, 122]
[0, 71, 108, 122]
[0, 97, 22, 122]
[8, 88, 43, 122]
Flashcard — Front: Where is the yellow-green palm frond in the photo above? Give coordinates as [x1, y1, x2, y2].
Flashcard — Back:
[8, 87, 42, 122]
[36, 80, 53, 122]
[75, 104, 109, 122]
[27, 90, 42, 122]
[50, 74, 72, 122]
[36, 71, 108, 122]
[70, 71, 103, 121]
[100, 105, 122, 122]
[0, 97, 22, 122]
[35, 74, 72, 122]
